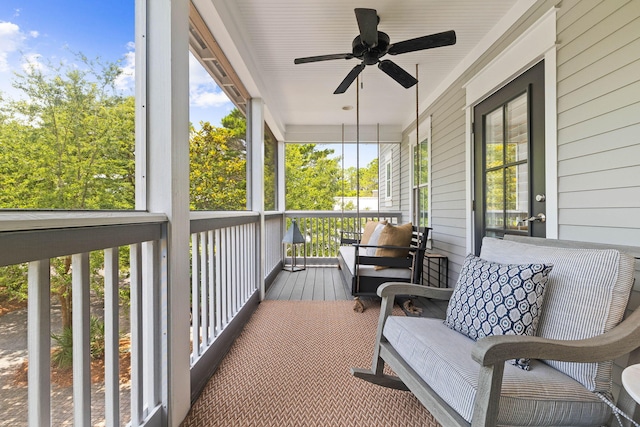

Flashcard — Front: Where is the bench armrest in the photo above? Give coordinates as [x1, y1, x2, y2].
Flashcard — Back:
[377, 282, 454, 301]
[340, 231, 362, 245]
[354, 243, 416, 251]
[472, 305, 640, 366]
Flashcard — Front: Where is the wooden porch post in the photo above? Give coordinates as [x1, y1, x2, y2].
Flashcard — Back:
[138, 0, 191, 425]
[248, 98, 266, 299]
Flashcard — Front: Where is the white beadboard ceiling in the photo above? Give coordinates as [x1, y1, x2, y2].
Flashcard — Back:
[196, 0, 522, 138]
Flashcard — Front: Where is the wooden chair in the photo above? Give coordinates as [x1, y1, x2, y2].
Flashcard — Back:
[351, 235, 640, 426]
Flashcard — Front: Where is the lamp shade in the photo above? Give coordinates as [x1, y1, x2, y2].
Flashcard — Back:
[282, 219, 305, 244]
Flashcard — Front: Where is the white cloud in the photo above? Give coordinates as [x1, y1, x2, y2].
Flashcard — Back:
[0, 21, 26, 72]
[188, 52, 232, 108]
[114, 47, 135, 93]
[190, 89, 232, 108]
[21, 52, 44, 74]
[29, 30, 39, 38]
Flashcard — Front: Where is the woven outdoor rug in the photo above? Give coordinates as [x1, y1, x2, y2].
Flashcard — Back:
[181, 300, 441, 427]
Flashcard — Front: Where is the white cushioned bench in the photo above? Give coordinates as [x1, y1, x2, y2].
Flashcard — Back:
[337, 224, 430, 298]
[338, 245, 413, 280]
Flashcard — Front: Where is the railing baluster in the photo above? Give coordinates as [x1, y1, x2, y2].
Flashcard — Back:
[239, 226, 243, 306]
[223, 228, 230, 326]
[240, 224, 250, 307]
[143, 240, 161, 411]
[215, 229, 222, 336]
[208, 230, 215, 344]
[27, 259, 51, 427]
[235, 226, 239, 313]
[104, 248, 120, 427]
[191, 233, 200, 360]
[130, 243, 143, 426]
[72, 252, 91, 427]
[199, 231, 208, 350]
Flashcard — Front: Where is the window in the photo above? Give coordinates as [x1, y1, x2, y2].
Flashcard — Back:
[385, 156, 392, 200]
[413, 132, 430, 227]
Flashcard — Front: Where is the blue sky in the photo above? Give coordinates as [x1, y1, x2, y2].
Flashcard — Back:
[0, 0, 233, 127]
[0, 2, 375, 168]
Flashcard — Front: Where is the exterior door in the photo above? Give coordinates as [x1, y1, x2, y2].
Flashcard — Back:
[473, 61, 545, 255]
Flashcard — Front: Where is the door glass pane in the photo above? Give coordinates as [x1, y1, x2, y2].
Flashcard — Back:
[505, 164, 529, 231]
[485, 169, 504, 229]
[485, 108, 503, 169]
[506, 93, 528, 164]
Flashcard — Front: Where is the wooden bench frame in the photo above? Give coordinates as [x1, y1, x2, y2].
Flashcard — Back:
[351, 235, 640, 427]
[337, 226, 431, 297]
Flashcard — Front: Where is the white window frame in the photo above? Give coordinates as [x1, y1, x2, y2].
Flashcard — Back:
[412, 115, 432, 227]
[384, 152, 392, 204]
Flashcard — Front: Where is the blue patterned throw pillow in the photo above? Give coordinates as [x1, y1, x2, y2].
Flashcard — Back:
[444, 254, 553, 370]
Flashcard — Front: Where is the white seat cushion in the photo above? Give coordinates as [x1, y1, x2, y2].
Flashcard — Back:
[383, 316, 611, 426]
[480, 237, 636, 393]
[338, 246, 411, 279]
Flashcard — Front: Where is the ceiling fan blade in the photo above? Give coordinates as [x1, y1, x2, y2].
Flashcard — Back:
[334, 63, 365, 94]
[378, 60, 418, 89]
[354, 8, 378, 48]
[388, 30, 456, 55]
[294, 53, 354, 64]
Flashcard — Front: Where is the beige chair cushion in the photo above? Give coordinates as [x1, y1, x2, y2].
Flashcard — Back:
[361, 220, 387, 245]
[375, 222, 413, 260]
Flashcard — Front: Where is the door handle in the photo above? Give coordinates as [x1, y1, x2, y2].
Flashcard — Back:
[525, 213, 546, 223]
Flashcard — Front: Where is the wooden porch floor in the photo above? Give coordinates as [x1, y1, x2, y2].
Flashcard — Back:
[265, 266, 449, 319]
[265, 266, 351, 301]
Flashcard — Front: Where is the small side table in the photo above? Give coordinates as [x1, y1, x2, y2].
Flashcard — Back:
[424, 252, 448, 288]
[622, 364, 640, 404]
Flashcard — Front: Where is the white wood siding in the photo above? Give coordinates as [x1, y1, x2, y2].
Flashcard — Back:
[428, 89, 467, 287]
[556, 1, 640, 414]
[556, 0, 640, 246]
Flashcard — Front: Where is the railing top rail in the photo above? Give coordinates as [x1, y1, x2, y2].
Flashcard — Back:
[0, 220, 164, 267]
[264, 211, 284, 220]
[190, 211, 260, 233]
[0, 211, 167, 232]
[284, 211, 403, 219]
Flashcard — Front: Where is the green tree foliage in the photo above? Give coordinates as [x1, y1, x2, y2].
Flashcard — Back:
[264, 130, 277, 211]
[0, 58, 135, 209]
[189, 119, 247, 210]
[285, 144, 341, 210]
[0, 56, 134, 326]
[339, 158, 379, 197]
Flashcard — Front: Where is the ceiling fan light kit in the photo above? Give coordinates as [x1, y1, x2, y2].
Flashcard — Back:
[294, 8, 456, 94]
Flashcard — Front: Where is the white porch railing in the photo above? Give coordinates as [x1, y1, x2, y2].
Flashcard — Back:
[284, 211, 403, 262]
[188, 212, 267, 400]
[189, 212, 259, 363]
[1, 210, 403, 426]
[0, 212, 167, 427]
[265, 212, 285, 276]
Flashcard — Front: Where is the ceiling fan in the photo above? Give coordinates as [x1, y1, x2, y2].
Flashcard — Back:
[294, 8, 456, 94]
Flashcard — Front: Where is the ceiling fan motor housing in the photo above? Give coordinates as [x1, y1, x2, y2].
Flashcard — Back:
[352, 32, 390, 65]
